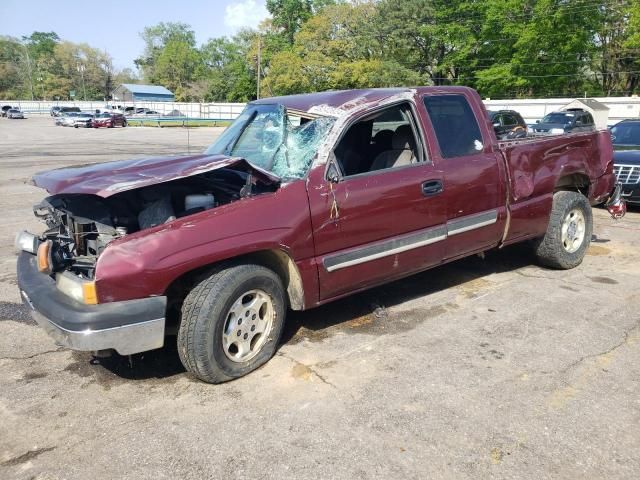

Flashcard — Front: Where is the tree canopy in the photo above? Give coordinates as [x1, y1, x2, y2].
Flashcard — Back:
[1, 1, 638, 101]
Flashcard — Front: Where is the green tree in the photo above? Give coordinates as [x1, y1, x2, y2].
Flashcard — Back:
[154, 39, 202, 100]
[135, 22, 197, 83]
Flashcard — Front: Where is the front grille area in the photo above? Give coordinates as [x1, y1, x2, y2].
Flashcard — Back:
[614, 164, 640, 185]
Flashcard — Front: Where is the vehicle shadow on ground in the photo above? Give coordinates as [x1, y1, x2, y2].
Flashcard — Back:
[281, 243, 537, 344]
[90, 242, 543, 381]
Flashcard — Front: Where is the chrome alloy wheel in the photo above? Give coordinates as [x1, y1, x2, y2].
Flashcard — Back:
[222, 289, 275, 362]
[561, 208, 586, 253]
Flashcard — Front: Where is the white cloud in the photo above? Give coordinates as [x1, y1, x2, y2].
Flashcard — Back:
[224, 0, 269, 30]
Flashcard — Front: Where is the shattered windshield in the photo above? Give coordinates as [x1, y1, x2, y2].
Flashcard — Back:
[205, 104, 335, 180]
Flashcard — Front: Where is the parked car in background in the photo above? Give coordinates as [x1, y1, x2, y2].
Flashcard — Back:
[73, 113, 94, 128]
[488, 110, 528, 139]
[60, 106, 81, 115]
[2, 105, 14, 117]
[129, 108, 161, 117]
[15, 86, 623, 384]
[50, 106, 62, 117]
[92, 112, 127, 128]
[165, 109, 185, 117]
[610, 119, 640, 205]
[532, 109, 596, 135]
[7, 109, 25, 119]
[57, 112, 79, 127]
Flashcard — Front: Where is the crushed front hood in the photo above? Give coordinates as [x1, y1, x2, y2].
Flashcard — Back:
[31, 154, 281, 197]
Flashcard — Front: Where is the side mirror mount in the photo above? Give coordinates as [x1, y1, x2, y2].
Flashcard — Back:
[492, 122, 501, 128]
[326, 155, 341, 183]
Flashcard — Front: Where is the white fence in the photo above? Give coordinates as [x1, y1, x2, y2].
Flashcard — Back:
[0, 100, 246, 120]
[3, 96, 640, 124]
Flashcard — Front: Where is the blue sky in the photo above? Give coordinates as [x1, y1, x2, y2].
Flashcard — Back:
[0, 0, 270, 70]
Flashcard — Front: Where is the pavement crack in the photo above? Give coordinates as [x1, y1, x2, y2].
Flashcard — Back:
[0, 446, 56, 467]
[277, 352, 337, 388]
[0, 347, 65, 361]
[560, 319, 640, 375]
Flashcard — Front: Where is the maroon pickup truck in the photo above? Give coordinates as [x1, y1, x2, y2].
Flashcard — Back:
[16, 87, 625, 383]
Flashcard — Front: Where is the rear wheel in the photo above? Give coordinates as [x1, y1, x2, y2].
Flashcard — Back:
[177, 264, 286, 383]
[533, 191, 592, 269]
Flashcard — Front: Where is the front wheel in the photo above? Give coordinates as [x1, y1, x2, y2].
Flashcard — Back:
[533, 191, 593, 269]
[177, 264, 286, 383]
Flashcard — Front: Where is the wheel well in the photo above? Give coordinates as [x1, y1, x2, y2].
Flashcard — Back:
[163, 249, 305, 333]
[555, 173, 590, 196]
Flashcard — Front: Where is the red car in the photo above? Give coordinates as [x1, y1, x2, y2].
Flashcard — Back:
[92, 112, 127, 128]
[16, 86, 624, 384]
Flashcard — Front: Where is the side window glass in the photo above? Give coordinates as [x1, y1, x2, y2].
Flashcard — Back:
[423, 95, 484, 158]
[504, 114, 517, 126]
[334, 103, 423, 177]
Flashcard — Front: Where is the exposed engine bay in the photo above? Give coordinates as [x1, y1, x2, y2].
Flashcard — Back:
[32, 168, 277, 280]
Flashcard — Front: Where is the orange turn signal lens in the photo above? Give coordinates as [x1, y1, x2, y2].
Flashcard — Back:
[82, 282, 98, 305]
[37, 240, 52, 273]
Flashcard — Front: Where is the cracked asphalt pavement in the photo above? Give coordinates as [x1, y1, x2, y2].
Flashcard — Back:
[1, 118, 640, 479]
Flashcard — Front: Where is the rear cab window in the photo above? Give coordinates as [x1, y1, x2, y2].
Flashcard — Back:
[423, 95, 484, 158]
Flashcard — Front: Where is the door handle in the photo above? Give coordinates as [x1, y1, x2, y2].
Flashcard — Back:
[421, 180, 443, 196]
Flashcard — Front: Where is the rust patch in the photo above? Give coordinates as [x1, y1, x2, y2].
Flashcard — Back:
[587, 245, 611, 256]
[490, 447, 504, 465]
[346, 314, 375, 329]
[459, 278, 492, 299]
[291, 363, 313, 381]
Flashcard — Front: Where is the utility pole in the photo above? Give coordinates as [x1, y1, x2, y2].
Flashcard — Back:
[257, 36, 261, 100]
[77, 63, 87, 101]
[21, 42, 35, 101]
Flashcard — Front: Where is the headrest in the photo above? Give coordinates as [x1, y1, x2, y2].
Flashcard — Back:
[372, 130, 393, 149]
[392, 125, 415, 150]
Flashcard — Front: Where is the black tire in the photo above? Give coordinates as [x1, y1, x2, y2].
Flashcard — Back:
[533, 191, 593, 269]
[177, 264, 286, 383]
[122, 120, 127, 127]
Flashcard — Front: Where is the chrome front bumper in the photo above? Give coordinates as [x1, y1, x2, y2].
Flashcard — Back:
[17, 252, 167, 355]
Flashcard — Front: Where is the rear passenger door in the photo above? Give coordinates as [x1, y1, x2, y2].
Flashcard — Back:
[420, 93, 507, 259]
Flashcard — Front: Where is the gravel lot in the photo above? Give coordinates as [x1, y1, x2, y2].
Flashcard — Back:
[1, 117, 639, 480]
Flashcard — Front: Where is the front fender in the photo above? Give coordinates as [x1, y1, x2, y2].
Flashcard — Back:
[95, 228, 301, 302]
[94, 181, 315, 303]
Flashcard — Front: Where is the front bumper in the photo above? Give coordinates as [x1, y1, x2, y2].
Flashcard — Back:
[620, 184, 640, 205]
[17, 252, 167, 355]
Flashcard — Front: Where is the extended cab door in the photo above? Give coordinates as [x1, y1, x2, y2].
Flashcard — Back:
[420, 93, 507, 260]
[307, 101, 447, 301]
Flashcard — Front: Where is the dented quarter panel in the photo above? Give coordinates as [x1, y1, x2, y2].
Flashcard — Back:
[499, 129, 615, 243]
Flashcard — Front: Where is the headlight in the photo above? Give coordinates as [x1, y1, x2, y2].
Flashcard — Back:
[56, 271, 98, 305]
[550, 128, 565, 134]
[15, 230, 40, 254]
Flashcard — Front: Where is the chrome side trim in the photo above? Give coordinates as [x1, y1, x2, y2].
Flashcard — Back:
[324, 225, 447, 272]
[447, 209, 498, 236]
[322, 209, 499, 272]
[22, 290, 165, 355]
